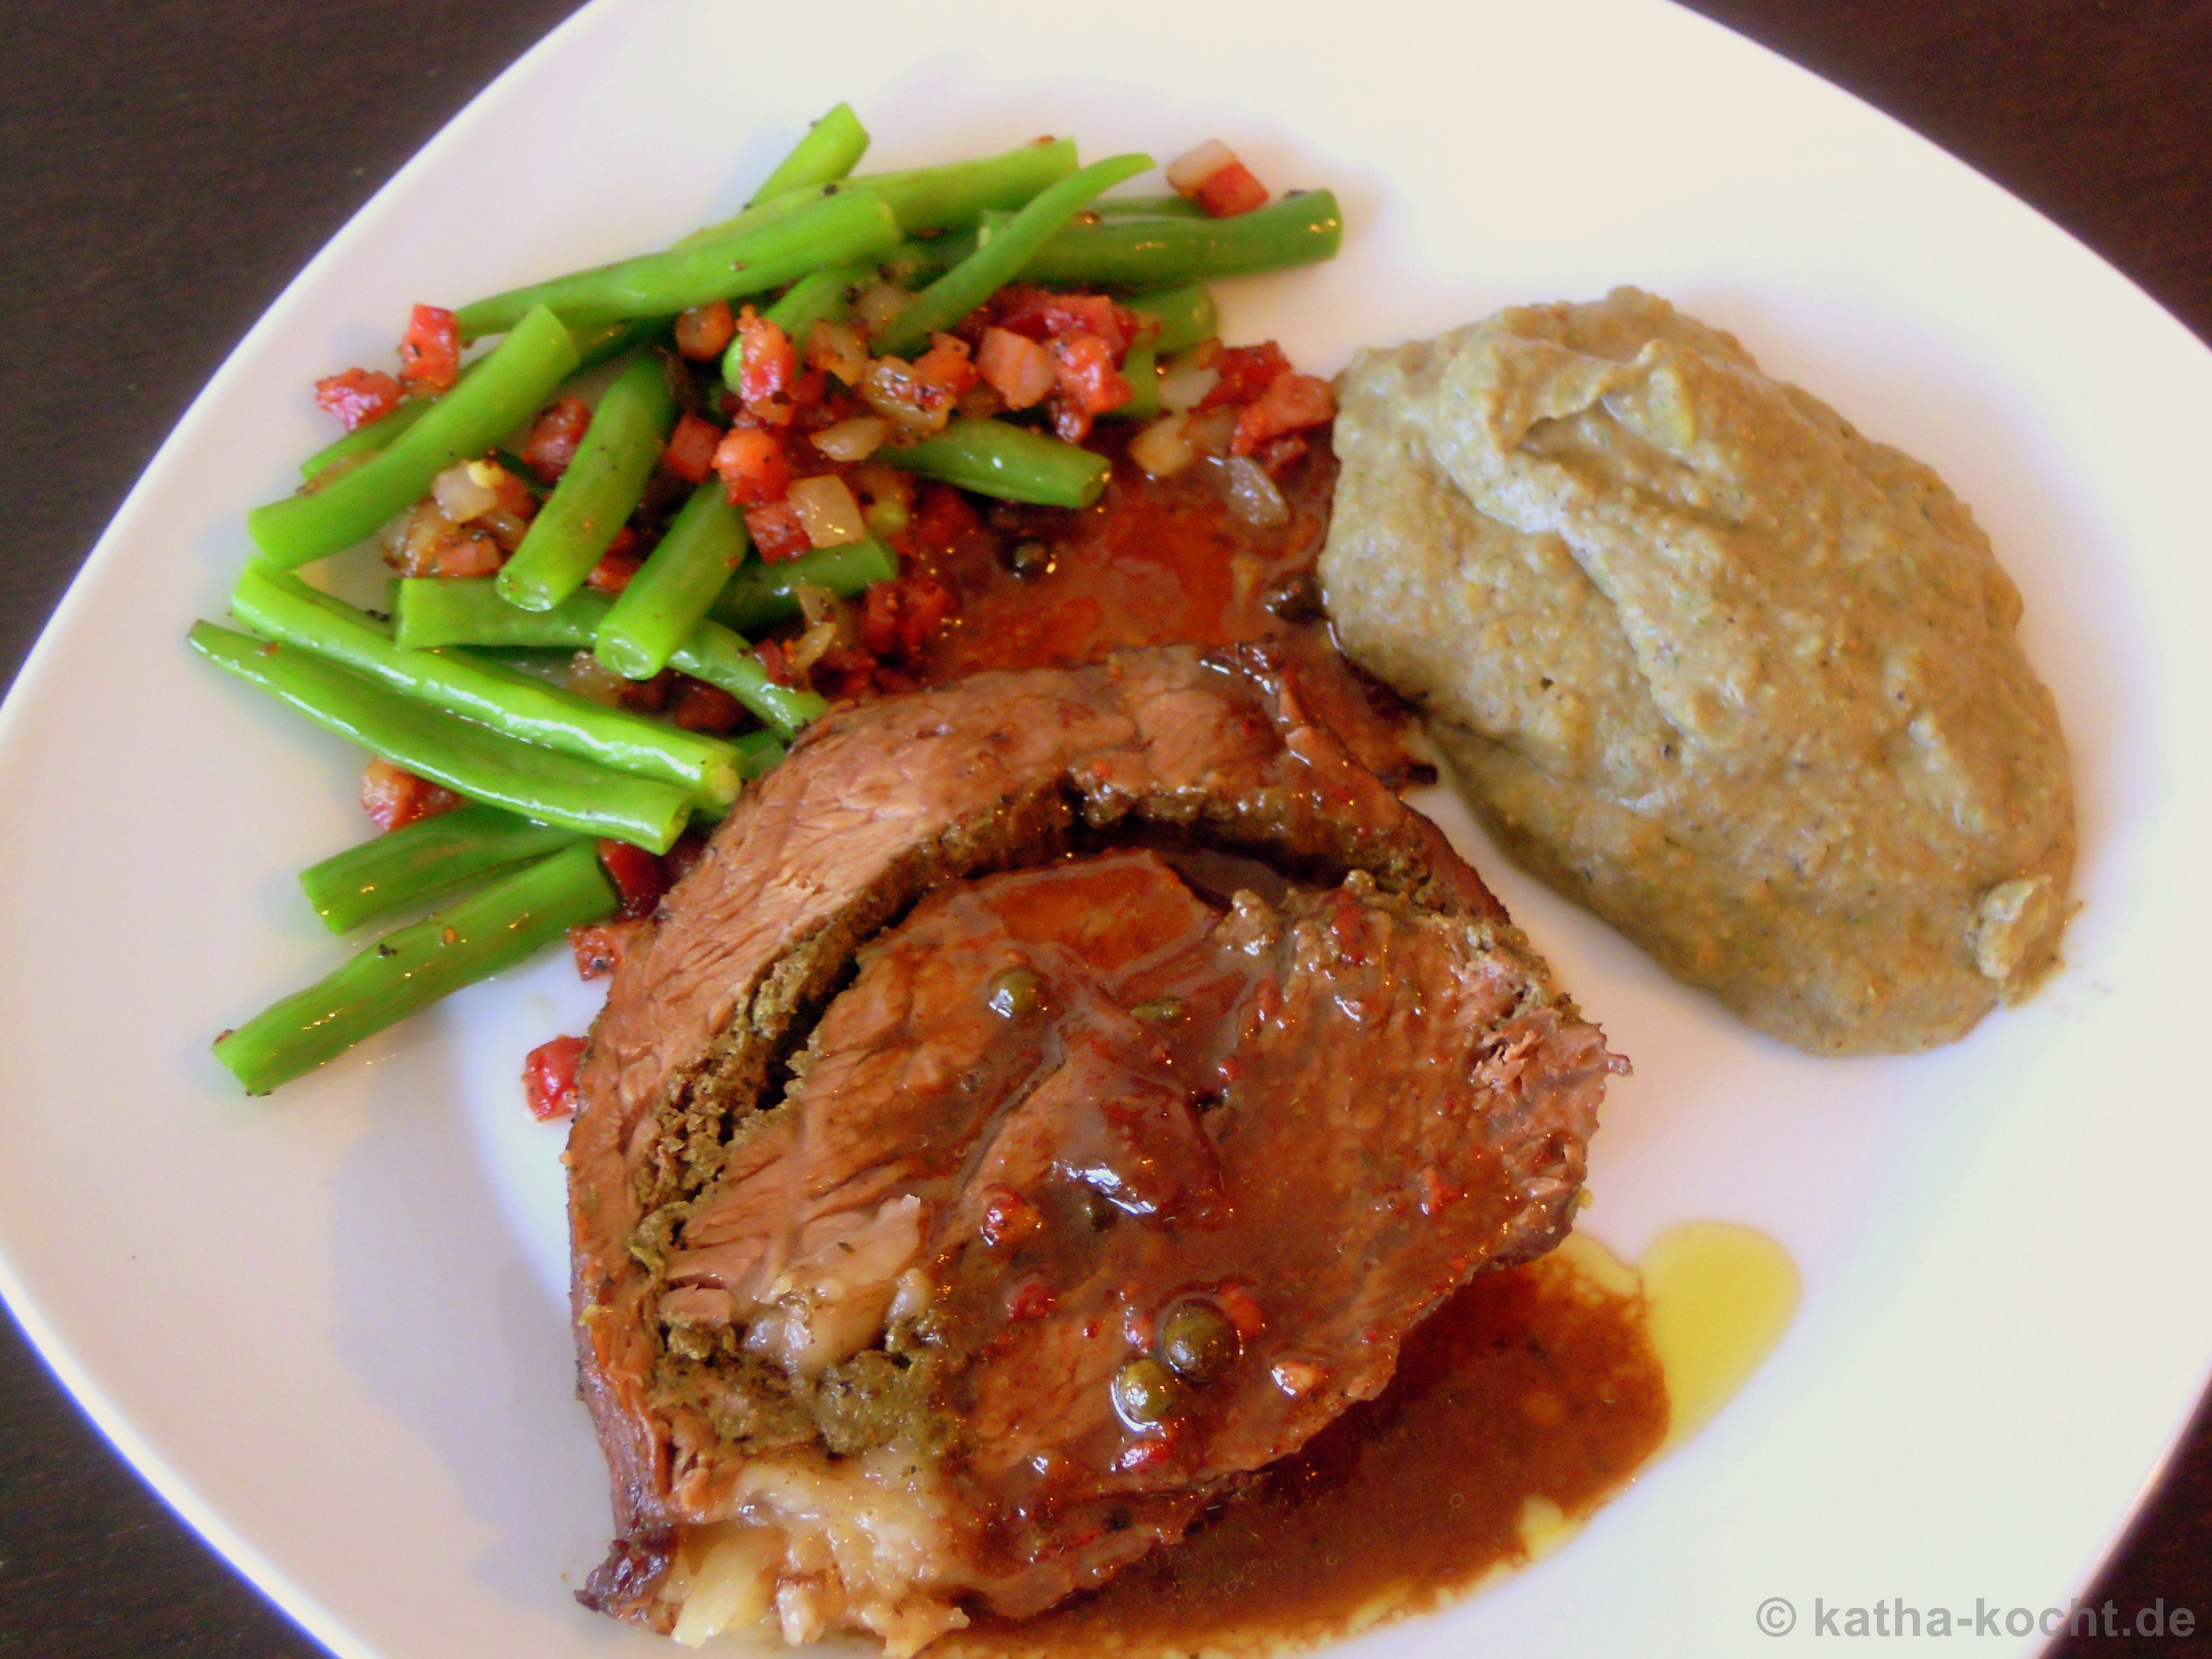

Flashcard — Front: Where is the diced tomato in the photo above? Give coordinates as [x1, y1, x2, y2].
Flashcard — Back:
[569, 919, 644, 980]
[975, 327, 1057, 410]
[1049, 333, 1132, 440]
[313, 368, 403, 431]
[434, 533, 503, 578]
[979, 1187, 1043, 1249]
[522, 397, 592, 482]
[596, 838, 665, 920]
[742, 499, 811, 562]
[1192, 160, 1269, 218]
[359, 758, 462, 833]
[735, 306, 796, 408]
[662, 411, 723, 484]
[521, 1034, 587, 1121]
[910, 482, 979, 552]
[669, 678, 744, 734]
[785, 367, 828, 411]
[674, 299, 735, 361]
[713, 426, 791, 505]
[1231, 372, 1334, 456]
[896, 573, 953, 655]
[912, 334, 979, 400]
[397, 304, 461, 392]
[658, 832, 711, 888]
[1197, 341, 1291, 409]
[861, 581, 900, 658]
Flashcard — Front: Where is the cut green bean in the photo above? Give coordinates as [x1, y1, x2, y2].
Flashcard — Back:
[990, 189, 1341, 289]
[231, 566, 740, 808]
[300, 804, 582, 935]
[596, 484, 749, 680]
[249, 306, 578, 569]
[708, 540, 897, 635]
[1107, 339, 1160, 420]
[456, 189, 900, 340]
[733, 731, 786, 776]
[875, 419, 1110, 508]
[722, 263, 871, 392]
[190, 622, 692, 851]
[844, 137, 1079, 235]
[1091, 194, 1207, 219]
[216, 842, 615, 1093]
[498, 354, 678, 613]
[876, 154, 1153, 358]
[666, 615, 827, 740]
[1124, 281, 1219, 355]
[390, 581, 826, 740]
[880, 231, 979, 287]
[300, 397, 436, 481]
[751, 102, 869, 205]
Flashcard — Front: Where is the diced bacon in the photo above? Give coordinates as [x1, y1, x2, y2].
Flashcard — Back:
[522, 1035, 587, 1121]
[569, 919, 645, 980]
[674, 299, 736, 361]
[1050, 333, 1133, 432]
[1197, 341, 1291, 409]
[397, 304, 461, 392]
[1255, 432, 1311, 476]
[735, 306, 795, 408]
[861, 573, 956, 659]
[434, 532, 503, 578]
[980, 1187, 1044, 1249]
[713, 426, 791, 505]
[910, 483, 979, 552]
[658, 832, 711, 888]
[585, 547, 641, 593]
[522, 397, 592, 482]
[862, 580, 900, 658]
[742, 499, 812, 562]
[976, 327, 1057, 410]
[752, 637, 793, 685]
[1230, 372, 1335, 456]
[669, 678, 744, 734]
[314, 368, 403, 430]
[990, 287, 1139, 356]
[596, 839, 666, 919]
[912, 333, 979, 400]
[359, 758, 461, 833]
[662, 411, 723, 484]
[1166, 140, 1270, 218]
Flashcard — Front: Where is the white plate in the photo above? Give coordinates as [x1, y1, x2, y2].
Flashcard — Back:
[4, 2, 2210, 1656]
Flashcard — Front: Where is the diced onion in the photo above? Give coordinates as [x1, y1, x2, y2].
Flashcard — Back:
[1157, 352, 1220, 414]
[787, 475, 869, 548]
[1217, 455, 1289, 526]
[1166, 139, 1239, 195]
[1183, 406, 1240, 457]
[810, 415, 890, 463]
[854, 282, 909, 336]
[807, 318, 871, 385]
[671, 1527, 782, 1647]
[431, 460, 498, 523]
[1129, 415, 1196, 478]
[786, 618, 839, 676]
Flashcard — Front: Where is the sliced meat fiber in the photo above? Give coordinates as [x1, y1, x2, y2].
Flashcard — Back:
[566, 645, 1618, 1652]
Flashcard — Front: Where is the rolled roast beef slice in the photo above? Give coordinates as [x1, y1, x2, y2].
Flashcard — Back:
[567, 648, 1605, 1649]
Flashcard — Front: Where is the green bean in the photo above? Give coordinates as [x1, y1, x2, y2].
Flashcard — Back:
[456, 189, 900, 340]
[879, 231, 979, 287]
[733, 731, 786, 776]
[215, 842, 615, 1093]
[248, 306, 578, 569]
[190, 622, 692, 852]
[846, 137, 1079, 234]
[1107, 339, 1160, 420]
[231, 566, 741, 809]
[596, 484, 749, 680]
[875, 418, 1109, 508]
[1124, 281, 1219, 354]
[389, 581, 826, 740]
[1091, 194, 1207, 219]
[992, 189, 1341, 289]
[299, 397, 436, 481]
[876, 154, 1153, 358]
[721, 263, 872, 392]
[300, 804, 581, 934]
[498, 354, 678, 613]
[708, 540, 897, 634]
[751, 102, 869, 205]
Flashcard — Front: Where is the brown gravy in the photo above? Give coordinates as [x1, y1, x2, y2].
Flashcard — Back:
[945, 1243, 1667, 1658]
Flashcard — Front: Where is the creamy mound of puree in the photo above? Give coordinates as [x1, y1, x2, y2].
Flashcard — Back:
[1319, 287, 2073, 1056]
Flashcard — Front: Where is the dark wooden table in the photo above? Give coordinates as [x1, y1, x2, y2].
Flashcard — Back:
[1, 3, 2205, 1653]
